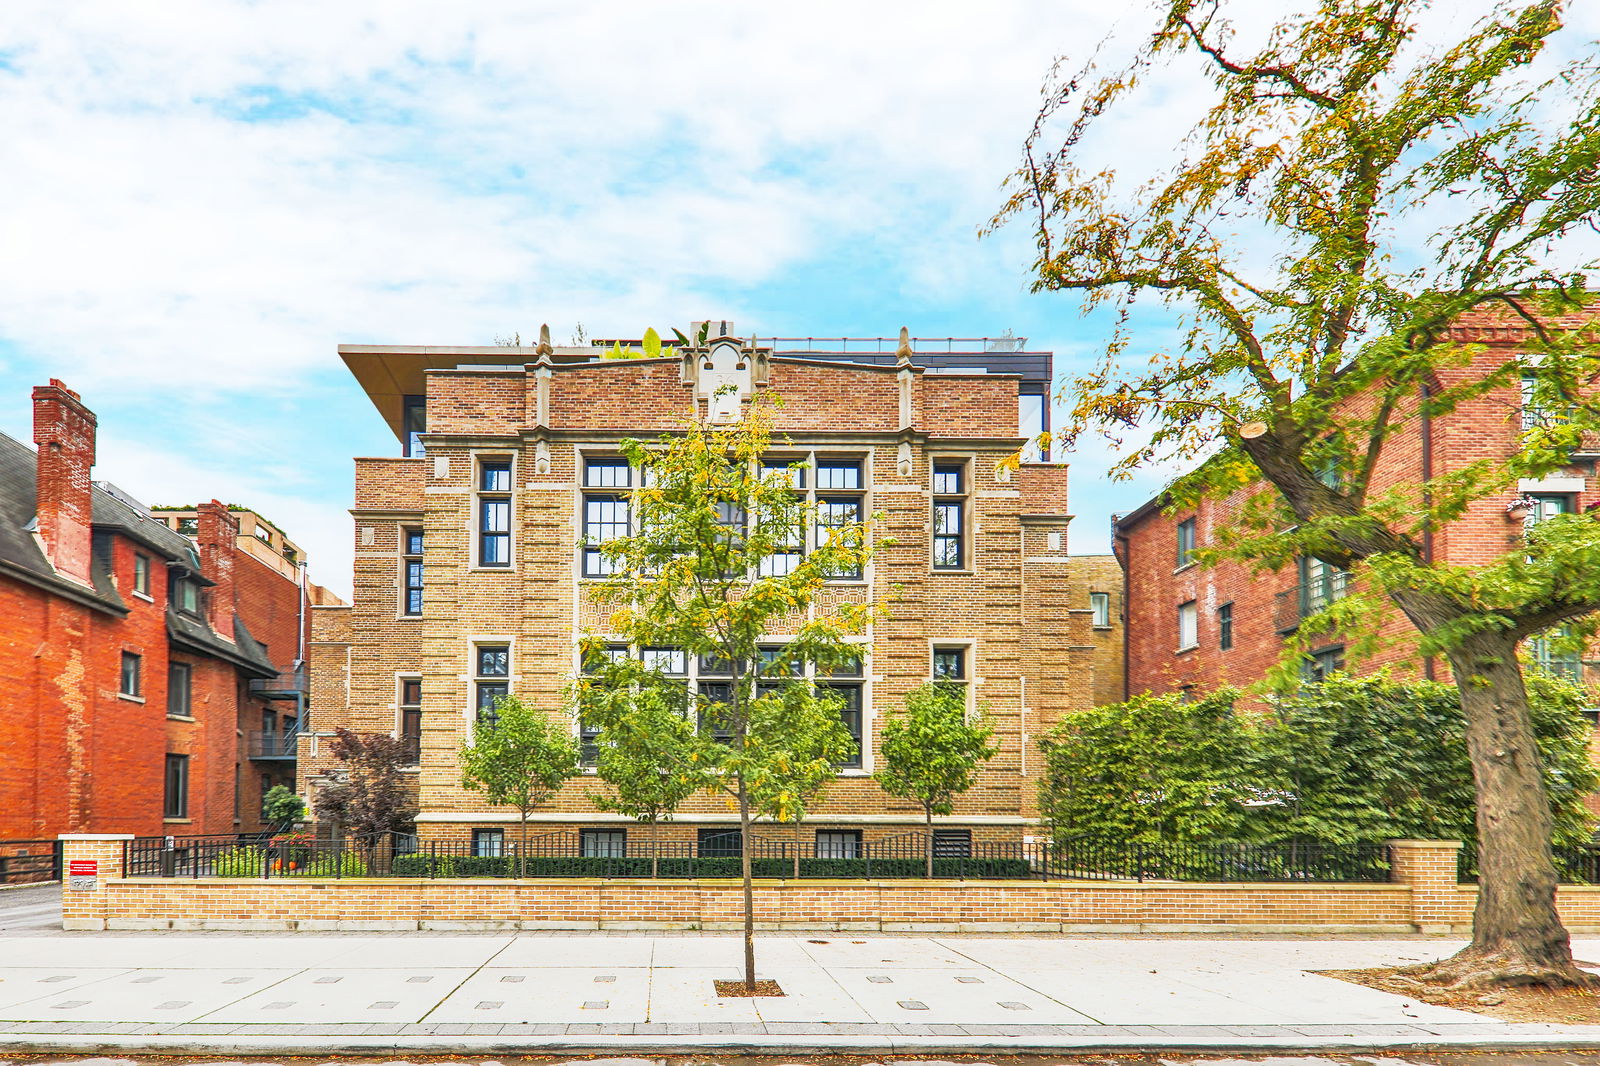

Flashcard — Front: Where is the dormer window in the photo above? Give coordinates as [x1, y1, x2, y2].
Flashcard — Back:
[173, 576, 201, 616]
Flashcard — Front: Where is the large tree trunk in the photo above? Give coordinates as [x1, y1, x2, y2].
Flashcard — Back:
[1397, 622, 1592, 988]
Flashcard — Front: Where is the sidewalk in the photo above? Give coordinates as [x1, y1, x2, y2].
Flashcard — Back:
[2, 932, 1600, 1054]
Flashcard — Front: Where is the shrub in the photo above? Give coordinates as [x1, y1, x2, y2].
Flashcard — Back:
[297, 850, 369, 877]
[211, 845, 264, 878]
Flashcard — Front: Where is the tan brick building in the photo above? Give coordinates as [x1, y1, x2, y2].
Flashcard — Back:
[302, 329, 1105, 857]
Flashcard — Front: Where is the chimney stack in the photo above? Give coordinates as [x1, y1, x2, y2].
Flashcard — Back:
[196, 500, 237, 641]
[31, 380, 97, 586]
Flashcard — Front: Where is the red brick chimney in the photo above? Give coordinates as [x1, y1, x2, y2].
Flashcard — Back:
[31, 380, 97, 586]
[195, 500, 237, 641]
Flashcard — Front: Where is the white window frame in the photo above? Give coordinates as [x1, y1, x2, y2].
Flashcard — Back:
[472, 451, 516, 571]
[1177, 601, 1199, 651]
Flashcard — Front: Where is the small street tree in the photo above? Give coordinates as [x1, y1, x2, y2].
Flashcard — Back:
[583, 677, 707, 877]
[460, 695, 581, 878]
[588, 395, 876, 992]
[311, 729, 418, 873]
[262, 784, 307, 834]
[877, 683, 997, 878]
[745, 685, 855, 879]
[992, 0, 1600, 987]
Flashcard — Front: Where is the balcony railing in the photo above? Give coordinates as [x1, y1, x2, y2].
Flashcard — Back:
[249, 669, 307, 701]
[1275, 572, 1350, 633]
[246, 727, 300, 760]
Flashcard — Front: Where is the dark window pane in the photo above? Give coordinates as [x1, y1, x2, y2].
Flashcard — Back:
[815, 461, 861, 489]
[473, 829, 504, 857]
[698, 828, 742, 857]
[401, 679, 422, 705]
[932, 648, 965, 680]
[121, 652, 141, 697]
[476, 682, 509, 725]
[642, 647, 687, 675]
[581, 828, 626, 858]
[405, 529, 424, 555]
[480, 462, 511, 492]
[815, 830, 861, 859]
[167, 662, 191, 716]
[477, 647, 510, 676]
[164, 754, 188, 819]
[824, 683, 863, 768]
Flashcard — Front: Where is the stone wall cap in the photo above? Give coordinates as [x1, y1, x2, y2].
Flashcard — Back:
[57, 833, 135, 841]
[1384, 838, 1464, 849]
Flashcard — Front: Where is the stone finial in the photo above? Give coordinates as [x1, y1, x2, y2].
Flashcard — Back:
[895, 327, 913, 366]
[535, 323, 553, 359]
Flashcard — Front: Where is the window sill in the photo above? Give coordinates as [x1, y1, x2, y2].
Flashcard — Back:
[930, 568, 975, 576]
[117, 693, 146, 704]
[1174, 562, 1197, 574]
[132, 590, 155, 603]
[1092, 624, 1114, 631]
[468, 566, 516, 574]
[162, 818, 192, 825]
[396, 614, 424, 621]
[1175, 643, 1199, 654]
[166, 714, 195, 722]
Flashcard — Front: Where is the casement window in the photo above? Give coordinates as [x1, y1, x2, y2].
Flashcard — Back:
[167, 662, 191, 717]
[696, 654, 736, 743]
[474, 645, 511, 727]
[814, 829, 862, 859]
[1019, 392, 1048, 462]
[698, 827, 742, 857]
[1218, 603, 1234, 651]
[1176, 518, 1197, 568]
[931, 461, 968, 570]
[133, 554, 150, 596]
[399, 678, 422, 765]
[1529, 626, 1583, 683]
[1177, 601, 1199, 650]
[472, 829, 504, 858]
[581, 828, 627, 858]
[1304, 645, 1346, 682]
[401, 528, 424, 616]
[582, 457, 632, 577]
[173, 576, 200, 616]
[1090, 591, 1111, 628]
[120, 651, 142, 698]
[403, 395, 427, 457]
[477, 459, 513, 568]
[933, 828, 973, 858]
[815, 459, 865, 580]
[821, 654, 865, 769]
[932, 645, 970, 708]
[757, 459, 806, 576]
[164, 754, 189, 819]
[577, 644, 629, 766]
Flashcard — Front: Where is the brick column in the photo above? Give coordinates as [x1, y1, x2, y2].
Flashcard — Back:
[58, 834, 132, 931]
[1388, 839, 1464, 934]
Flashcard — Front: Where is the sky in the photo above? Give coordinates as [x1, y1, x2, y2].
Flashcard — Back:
[0, 1, 1592, 598]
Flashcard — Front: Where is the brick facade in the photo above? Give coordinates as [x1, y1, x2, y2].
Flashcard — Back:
[1116, 306, 1600, 698]
[0, 383, 328, 840]
[304, 335, 1111, 852]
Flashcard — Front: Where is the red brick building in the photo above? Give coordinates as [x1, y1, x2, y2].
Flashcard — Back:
[0, 381, 325, 840]
[1115, 308, 1598, 698]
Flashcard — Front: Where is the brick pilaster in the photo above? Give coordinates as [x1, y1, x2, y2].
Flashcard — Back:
[58, 834, 131, 931]
[1388, 838, 1464, 933]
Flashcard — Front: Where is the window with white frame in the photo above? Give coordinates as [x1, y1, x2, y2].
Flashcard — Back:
[582, 457, 632, 577]
[477, 459, 513, 567]
[932, 645, 969, 706]
[581, 827, 627, 858]
[932, 461, 968, 569]
[473, 645, 510, 727]
[1177, 601, 1199, 650]
[1176, 517, 1197, 568]
[472, 828, 504, 857]
[401, 527, 423, 615]
[1090, 591, 1111, 628]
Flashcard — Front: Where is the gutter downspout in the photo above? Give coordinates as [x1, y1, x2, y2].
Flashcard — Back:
[1113, 513, 1131, 702]
[295, 561, 308, 728]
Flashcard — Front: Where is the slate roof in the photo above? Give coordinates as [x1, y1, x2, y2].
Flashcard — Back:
[0, 429, 275, 676]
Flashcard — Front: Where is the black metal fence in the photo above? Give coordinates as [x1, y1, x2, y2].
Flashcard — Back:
[1457, 844, 1600, 884]
[0, 839, 62, 885]
[123, 830, 1393, 884]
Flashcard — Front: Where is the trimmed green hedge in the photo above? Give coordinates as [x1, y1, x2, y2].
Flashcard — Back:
[387, 854, 1036, 880]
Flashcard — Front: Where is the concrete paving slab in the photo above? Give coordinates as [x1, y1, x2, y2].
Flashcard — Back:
[320, 934, 513, 969]
[0, 969, 285, 1023]
[832, 967, 1099, 1025]
[0, 937, 199, 969]
[797, 937, 973, 970]
[490, 935, 655, 968]
[648, 936, 815, 969]
[198, 967, 472, 1024]
[645, 967, 761, 1022]
[429, 967, 651, 1024]
[1155, 967, 1484, 1025]
[747, 966, 871, 1023]
[0, 968, 129, 1009]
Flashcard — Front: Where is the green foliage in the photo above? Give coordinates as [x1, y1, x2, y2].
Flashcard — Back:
[261, 785, 305, 828]
[1038, 675, 1599, 848]
[460, 695, 581, 834]
[297, 850, 369, 878]
[1037, 688, 1257, 843]
[877, 684, 997, 819]
[311, 729, 417, 839]
[587, 681, 707, 833]
[212, 845, 264, 878]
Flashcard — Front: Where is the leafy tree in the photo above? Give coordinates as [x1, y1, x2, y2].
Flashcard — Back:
[460, 695, 582, 878]
[745, 685, 855, 879]
[1037, 688, 1256, 844]
[261, 784, 306, 833]
[877, 683, 998, 877]
[312, 728, 418, 841]
[993, 0, 1600, 986]
[587, 397, 876, 991]
[584, 677, 708, 877]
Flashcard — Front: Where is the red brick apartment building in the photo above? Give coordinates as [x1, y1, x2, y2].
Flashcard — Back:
[0, 381, 332, 841]
[303, 328, 1112, 855]
[1114, 308, 1599, 698]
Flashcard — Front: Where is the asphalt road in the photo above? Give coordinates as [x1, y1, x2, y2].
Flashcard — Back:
[0, 883, 60, 934]
[4, 1054, 1600, 1065]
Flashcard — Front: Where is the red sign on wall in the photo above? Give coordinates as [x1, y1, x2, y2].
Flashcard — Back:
[68, 860, 97, 876]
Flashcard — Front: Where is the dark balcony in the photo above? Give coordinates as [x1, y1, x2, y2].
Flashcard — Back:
[247, 727, 301, 761]
[1275, 572, 1350, 633]
[250, 669, 307, 702]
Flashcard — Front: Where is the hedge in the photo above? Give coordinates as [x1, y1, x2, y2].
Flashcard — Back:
[386, 854, 1036, 880]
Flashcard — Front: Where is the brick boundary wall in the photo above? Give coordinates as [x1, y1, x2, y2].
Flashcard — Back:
[62, 835, 1574, 935]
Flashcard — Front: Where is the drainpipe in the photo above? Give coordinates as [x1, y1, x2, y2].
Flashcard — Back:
[1420, 382, 1436, 682]
[295, 561, 308, 727]
[1113, 514, 1131, 702]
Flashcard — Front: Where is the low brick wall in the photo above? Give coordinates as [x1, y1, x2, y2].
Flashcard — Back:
[60, 835, 1466, 933]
